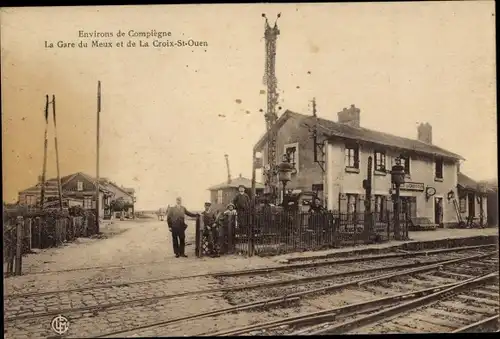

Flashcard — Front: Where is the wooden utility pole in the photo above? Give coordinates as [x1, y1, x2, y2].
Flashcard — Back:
[40, 95, 50, 209]
[52, 95, 64, 211]
[251, 149, 257, 207]
[363, 156, 373, 241]
[15, 216, 23, 276]
[95, 81, 101, 233]
[250, 149, 257, 257]
[224, 154, 231, 184]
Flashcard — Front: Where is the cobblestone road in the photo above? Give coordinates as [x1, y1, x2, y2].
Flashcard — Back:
[3, 216, 275, 338]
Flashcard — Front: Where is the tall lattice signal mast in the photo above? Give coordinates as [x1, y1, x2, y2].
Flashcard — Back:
[262, 13, 281, 200]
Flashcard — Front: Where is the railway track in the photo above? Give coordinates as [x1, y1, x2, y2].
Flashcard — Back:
[93, 250, 497, 337]
[4, 246, 497, 338]
[9, 242, 494, 279]
[4, 246, 493, 320]
[307, 272, 499, 335]
[5, 244, 494, 299]
[201, 262, 498, 336]
[9, 259, 169, 277]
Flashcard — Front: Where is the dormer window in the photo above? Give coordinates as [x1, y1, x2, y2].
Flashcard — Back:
[77, 181, 83, 191]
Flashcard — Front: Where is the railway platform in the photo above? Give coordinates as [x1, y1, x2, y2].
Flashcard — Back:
[274, 227, 498, 263]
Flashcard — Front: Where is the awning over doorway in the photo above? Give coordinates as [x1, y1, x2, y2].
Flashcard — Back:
[457, 172, 492, 195]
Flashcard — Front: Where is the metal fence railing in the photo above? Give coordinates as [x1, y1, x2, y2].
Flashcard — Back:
[195, 211, 409, 257]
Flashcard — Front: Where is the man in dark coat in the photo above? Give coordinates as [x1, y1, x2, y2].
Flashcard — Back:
[232, 185, 251, 211]
[167, 197, 199, 258]
[232, 185, 251, 232]
[309, 197, 325, 213]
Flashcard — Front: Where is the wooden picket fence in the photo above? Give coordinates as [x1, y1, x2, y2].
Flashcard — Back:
[3, 212, 96, 276]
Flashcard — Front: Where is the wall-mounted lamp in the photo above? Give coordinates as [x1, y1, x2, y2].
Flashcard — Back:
[447, 190, 455, 201]
[390, 157, 405, 186]
[277, 153, 295, 203]
[425, 186, 436, 202]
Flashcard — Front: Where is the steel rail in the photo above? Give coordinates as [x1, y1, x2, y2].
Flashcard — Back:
[451, 315, 499, 333]
[284, 241, 496, 263]
[5, 254, 468, 322]
[206, 278, 478, 336]
[219, 244, 495, 277]
[91, 251, 496, 338]
[14, 243, 495, 277]
[7, 248, 491, 321]
[5, 244, 493, 300]
[90, 298, 302, 338]
[308, 271, 498, 335]
[17, 260, 169, 276]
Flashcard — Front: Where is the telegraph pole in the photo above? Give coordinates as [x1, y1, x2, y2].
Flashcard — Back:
[40, 95, 50, 209]
[52, 95, 64, 211]
[262, 13, 281, 204]
[95, 81, 101, 233]
[363, 156, 373, 240]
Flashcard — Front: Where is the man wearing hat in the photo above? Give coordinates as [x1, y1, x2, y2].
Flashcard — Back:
[232, 185, 251, 213]
[201, 202, 219, 257]
[232, 185, 251, 233]
[167, 197, 199, 258]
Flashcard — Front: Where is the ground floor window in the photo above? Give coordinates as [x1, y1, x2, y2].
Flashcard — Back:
[374, 195, 388, 221]
[347, 194, 358, 213]
[401, 196, 417, 218]
[83, 196, 93, 209]
[339, 193, 419, 223]
[339, 193, 358, 223]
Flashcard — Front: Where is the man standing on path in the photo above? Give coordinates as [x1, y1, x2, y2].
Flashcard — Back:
[167, 197, 199, 258]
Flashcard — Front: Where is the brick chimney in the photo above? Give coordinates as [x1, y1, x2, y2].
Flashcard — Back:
[417, 122, 432, 144]
[338, 104, 361, 128]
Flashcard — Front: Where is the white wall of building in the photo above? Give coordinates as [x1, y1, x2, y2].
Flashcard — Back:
[325, 140, 460, 224]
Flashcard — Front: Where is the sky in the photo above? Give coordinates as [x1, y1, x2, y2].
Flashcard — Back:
[1, 2, 497, 210]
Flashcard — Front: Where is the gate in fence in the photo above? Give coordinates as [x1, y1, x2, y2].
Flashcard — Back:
[195, 210, 409, 258]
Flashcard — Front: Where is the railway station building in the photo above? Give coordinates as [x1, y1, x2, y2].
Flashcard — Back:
[253, 105, 489, 227]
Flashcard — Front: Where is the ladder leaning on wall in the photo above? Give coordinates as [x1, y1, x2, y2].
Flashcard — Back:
[452, 198, 464, 226]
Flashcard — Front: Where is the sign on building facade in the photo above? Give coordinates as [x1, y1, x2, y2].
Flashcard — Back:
[400, 182, 425, 192]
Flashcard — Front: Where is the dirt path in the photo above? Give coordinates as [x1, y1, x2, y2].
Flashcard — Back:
[4, 217, 275, 293]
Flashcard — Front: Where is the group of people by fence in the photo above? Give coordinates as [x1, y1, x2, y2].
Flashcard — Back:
[165, 185, 251, 258]
[165, 185, 410, 258]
